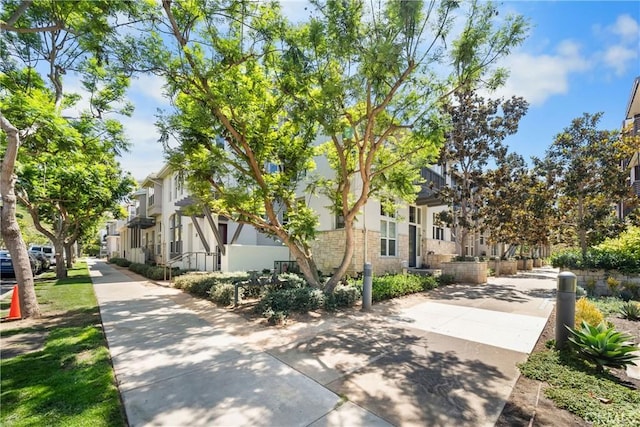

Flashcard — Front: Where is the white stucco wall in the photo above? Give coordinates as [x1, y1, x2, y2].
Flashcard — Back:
[221, 244, 290, 272]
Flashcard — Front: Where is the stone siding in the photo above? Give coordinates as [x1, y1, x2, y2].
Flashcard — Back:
[487, 260, 517, 276]
[425, 253, 456, 269]
[517, 259, 533, 271]
[312, 229, 409, 276]
[424, 238, 457, 256]
[442, 261, 488, 284]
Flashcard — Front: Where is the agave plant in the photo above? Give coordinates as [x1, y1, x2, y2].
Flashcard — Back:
[619, 301, 640, 321]
[566, 321, 640, 370]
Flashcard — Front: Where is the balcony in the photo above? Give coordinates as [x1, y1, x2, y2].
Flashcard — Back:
[415, 167, 447, 206]
[127, 216, 156, 229]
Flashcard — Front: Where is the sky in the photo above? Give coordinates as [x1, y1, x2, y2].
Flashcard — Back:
[118, 1, 640, 181]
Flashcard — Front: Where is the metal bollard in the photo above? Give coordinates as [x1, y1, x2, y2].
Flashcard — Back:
[362, 262, 372, 311]
[555, 271, 577, 349]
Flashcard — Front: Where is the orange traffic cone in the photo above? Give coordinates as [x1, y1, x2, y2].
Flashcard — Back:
[6, 285, 22, 320]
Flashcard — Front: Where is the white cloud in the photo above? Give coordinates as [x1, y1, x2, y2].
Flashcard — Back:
[129, 74, 171, 104]
[487, 40, 590, 106]
[598, 14, 639, 76]
[603, 45, 637, 76]
[610, 14, 640, 43]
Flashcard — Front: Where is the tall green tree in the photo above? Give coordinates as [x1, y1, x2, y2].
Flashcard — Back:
[437, 89, 528, 256]
[483, 153, 555, 257]
[541, 112, 638, 258]
[142, 0, 528, 290]
[1, 0, 140, 315]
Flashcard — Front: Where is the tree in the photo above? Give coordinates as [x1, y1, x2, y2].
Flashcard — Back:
[483, 153, 555, 258]
[1, 0, 141, 314]
[541, 112, 638, 258]
[141, 0, 528, 291]
[437, 89, 528, 256]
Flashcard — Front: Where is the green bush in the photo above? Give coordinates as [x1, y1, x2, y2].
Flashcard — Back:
[551, 227, 640, 273]
[567, 321, 640, 370]
[209, 284, 236, 307]
[421, 275, 439, 290]
[324, 284, 361, 311]
[174, 274, 219, 297]
[255, 286, 324, 314]
[268, 272, 307, 291]
[368, 274, 424, 302]
[549, 250, 583, 269]
[108, 257, 131, 267]
[437, 274, 456, 286]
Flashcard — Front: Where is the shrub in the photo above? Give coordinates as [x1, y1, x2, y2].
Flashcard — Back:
[421, 275, 439, 291]
[367, 274, 425, 302]
[173, 274, 219, 297]
[108, 257, 131, 267]
[437, 274, 456, 286]
[263, 309, 288, 325]
[551, 227, 640, 273]
[575, 298, 604, 328]
[550, 250, 582, 270]
[606, 277, 621, 296]
[256, 286, 324, 314]
[619, 301, 640, 321]
[621, 281, 640, 300]
[324, 284, 361, 311]
[567, 321, 640, 370]
[268, 272, 307, 291]
[209, 284, 236, 307]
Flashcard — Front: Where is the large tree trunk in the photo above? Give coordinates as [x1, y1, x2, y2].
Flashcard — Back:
[64, 243, 74, 268]
[53, 240, 67, 279]
[324, 223, 356, 294]
[288, 242, 320, 288]
[0, 111, 41, 318]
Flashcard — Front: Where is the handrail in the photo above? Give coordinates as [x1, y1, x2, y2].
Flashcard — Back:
[163, 251, 216, 282]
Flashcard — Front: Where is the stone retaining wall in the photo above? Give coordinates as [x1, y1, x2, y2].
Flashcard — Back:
[487, 260, 517, 276]
[442, 261, 488, 284]
[567, 269, 640, 297]
[425, 253, 456, 269]
[517, 259, 533, 271]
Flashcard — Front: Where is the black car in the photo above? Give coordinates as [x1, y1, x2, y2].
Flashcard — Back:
[0, 250, 40, 277]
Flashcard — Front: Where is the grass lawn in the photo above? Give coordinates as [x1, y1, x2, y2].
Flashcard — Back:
[0, 261, 126, 427]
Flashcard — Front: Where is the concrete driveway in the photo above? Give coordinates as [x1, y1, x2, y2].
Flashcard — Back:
[90, 259, 557, 426]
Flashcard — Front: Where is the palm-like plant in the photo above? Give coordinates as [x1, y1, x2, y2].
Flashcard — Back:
[619, 301, 640, 321]
[566, 321, 640, 370]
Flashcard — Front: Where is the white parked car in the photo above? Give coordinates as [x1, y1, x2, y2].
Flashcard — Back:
[28, 245, 56, 266]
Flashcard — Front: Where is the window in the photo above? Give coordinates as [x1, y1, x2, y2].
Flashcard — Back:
[169, 213, 182, 257]
[432, 213, 444, 241]
[335, 213, 345, 229]
[479, 235, 484, 245]
[380, 219, 397, 256]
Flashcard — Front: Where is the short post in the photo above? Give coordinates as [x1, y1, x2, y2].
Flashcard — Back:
[234, 283, 240, 306]
[555, 271, 577, 350]
[362, 262, 372, 311]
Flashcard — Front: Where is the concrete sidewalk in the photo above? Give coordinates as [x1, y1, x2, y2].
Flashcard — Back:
[90, 259, 557, 427]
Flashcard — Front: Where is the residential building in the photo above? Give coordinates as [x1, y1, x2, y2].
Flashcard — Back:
[620, 76, 640, 220]
[114, 164, 289, 273]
